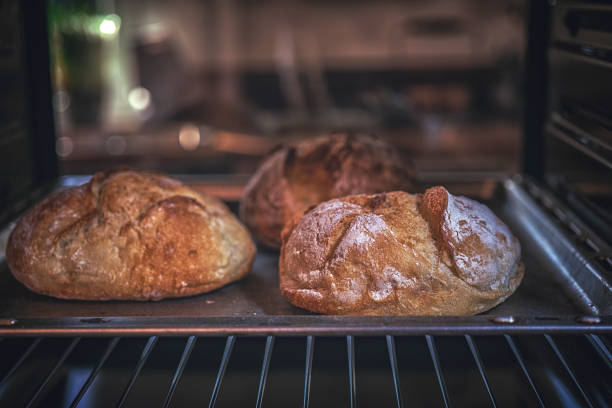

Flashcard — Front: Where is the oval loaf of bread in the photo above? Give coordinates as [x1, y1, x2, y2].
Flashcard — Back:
[240, 133, 412, 249]
[6, 169, 256, 300]
[279, 187, 523, 315]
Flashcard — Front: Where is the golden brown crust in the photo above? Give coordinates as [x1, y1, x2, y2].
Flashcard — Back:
[6, 170, 256, 300]
[279, 188, 523, 315]
[240, 134, 413, 248]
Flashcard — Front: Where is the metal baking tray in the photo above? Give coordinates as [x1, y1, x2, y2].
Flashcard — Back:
[0, 177, 610, 336]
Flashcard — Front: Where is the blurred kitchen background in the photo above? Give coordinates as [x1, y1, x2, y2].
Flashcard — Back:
[49, 0, 525, 185]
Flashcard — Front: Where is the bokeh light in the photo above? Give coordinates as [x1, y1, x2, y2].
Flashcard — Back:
[128, 87, 152, 111]
[98, 14, 121, 38]
[179, 124, 201, 151]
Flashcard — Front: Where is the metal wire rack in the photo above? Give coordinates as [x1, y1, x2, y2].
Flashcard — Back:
[0, 334, 610, 407]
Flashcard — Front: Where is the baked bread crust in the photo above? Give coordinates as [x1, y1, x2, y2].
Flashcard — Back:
[279, 187, 523, 315]
[6, 169, 256, 300]
[240, 133, 412, 248]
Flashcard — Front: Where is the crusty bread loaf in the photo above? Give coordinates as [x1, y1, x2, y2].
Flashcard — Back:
[6, 169, 256, 300]
[279, 187, 523, 315]
[240, 133, 412, 248]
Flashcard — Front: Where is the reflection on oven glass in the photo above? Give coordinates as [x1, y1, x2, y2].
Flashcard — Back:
[48, 0, 524, 177]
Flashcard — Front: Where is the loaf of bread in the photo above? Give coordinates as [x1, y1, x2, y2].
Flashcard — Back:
[6, 169, 256, 300]
[240, 133, 412, 248]
[279, 187, 523, 315]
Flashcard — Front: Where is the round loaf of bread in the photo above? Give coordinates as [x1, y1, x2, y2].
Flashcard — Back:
[6, 169, 256, 300]
[279, 187, 523, 315]
[240, 133, 412, 248]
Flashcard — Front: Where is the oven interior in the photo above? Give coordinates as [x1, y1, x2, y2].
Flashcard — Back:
[0, 0, 611, 406]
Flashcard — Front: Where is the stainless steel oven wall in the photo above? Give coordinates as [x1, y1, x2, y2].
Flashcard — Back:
[545, 1, 612, 245]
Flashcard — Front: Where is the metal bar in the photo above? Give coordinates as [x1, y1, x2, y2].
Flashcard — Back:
[25, 337, 80, 408]
[426, 335, 451, 408]
[162, 336, 197, 408]
[585, 334, 612, 371]
[116, 336, 158, 408]
[255, 336, 275, 408]
[385, 335, 404, 408]
[504, 335, 546, 408]
[0, 338, 42, 389]
[2, 314, 612, 337]
[69, 337, 120, 408]
[465, 335, 497, 408]
[347, 336, 357, 408]
[552, 113, 612, 153]
[208, 335, 236, 408]
[544, 335, 594, 408]
[302, 336, 314, 408]
[553, 47, 612, 72]
[548, 124, 612, 172]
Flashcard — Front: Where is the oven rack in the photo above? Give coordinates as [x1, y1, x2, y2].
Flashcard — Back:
[0, 334, 610, 407]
